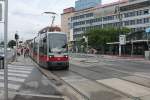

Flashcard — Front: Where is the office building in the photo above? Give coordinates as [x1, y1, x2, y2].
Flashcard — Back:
[75, 0, 101, 11]
[70, 0, 150, 40]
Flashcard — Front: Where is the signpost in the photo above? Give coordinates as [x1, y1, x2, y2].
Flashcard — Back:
[119, 35, 126, 56]
[145, 28, 150, 51]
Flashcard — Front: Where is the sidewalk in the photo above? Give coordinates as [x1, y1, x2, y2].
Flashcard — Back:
[0, 55, 66, 100]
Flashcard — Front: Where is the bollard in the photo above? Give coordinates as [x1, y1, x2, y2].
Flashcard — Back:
[0, 56, 4, 69]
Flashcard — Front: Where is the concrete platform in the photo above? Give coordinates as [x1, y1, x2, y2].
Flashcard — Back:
[61, 74, 128, 100]
[12, 93, 66, 100]
[122, 76, 150, 88]
[97, 78, 150, 98]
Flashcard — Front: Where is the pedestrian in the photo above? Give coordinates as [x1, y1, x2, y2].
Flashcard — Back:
[24, 47, 29, 58]
[24, 47, 27, 58]
[21, 48, 23, 55]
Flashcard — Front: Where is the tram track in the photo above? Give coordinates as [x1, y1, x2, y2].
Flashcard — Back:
[69, 62, 150, 89]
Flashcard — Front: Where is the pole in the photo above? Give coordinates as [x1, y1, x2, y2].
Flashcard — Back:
[147, 32, 150, 51]
[131, 40, 134, 56]
[15, 39, 17, 61]
[4, 0, 8, 99]
[118, 0, 122, 56]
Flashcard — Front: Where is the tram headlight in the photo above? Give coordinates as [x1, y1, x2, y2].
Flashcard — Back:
[64, 55, 68, 58]
[49, 55, 54, 58]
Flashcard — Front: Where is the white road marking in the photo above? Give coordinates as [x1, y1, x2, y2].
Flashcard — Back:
[8, 65, 33, 69]
[0, 82, 20, 90]
[8, 67, 33, 71]
[0, 76, 25, 82]
[0, 72, 28, 78]
[97, 78, 150, 97]
[0, 69, 31, 74]
[0, 64, 33, 91]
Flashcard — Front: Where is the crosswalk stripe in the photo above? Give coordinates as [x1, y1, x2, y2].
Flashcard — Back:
[0, 76, 25, 83]
[8, 65, 33, 69]
[8, 67, 33, 71]
[0, 72, 28, 78]
[0, 64, 34, 91]
[0, 82, 20, 90]
[0, 69, 31, 74]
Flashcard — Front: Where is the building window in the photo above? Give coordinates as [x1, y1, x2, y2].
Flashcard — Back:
[124, 21, 130, 26]
[144, 9, 149, 14]
[144, 18, 149, 23]
[130, 20, 135, 25]
[137, 19, 143, 24]
[85, 13, 93, 17]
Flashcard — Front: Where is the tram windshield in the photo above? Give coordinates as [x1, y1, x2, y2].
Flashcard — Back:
[49, 33, 67, 53]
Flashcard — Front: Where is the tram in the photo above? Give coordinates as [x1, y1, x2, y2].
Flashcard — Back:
[29, 32, 69, 70]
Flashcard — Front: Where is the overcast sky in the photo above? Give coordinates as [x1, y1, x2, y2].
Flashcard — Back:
[0, 0, 118, 41]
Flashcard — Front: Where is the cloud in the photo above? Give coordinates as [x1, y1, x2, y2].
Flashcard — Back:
[1, 0, 115, 41]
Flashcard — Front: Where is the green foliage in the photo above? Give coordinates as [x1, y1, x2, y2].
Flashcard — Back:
[8, 40, 16, 48]
[0, 41, 4, 45]
[84, 27, 130, 53]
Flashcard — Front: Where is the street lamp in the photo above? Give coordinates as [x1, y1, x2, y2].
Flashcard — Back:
[43, 11, 57, 32]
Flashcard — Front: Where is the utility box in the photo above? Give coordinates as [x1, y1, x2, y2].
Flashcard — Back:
[145, 51, 150, 60]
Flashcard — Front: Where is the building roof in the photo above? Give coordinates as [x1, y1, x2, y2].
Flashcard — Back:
[96, 0, 128, 9]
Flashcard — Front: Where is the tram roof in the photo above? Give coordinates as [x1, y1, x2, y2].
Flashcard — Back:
[47, 31, 66, 35]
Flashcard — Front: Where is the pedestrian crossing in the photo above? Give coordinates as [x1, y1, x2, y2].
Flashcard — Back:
[0, 64, 34, 91]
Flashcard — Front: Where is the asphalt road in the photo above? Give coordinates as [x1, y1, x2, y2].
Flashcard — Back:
[52, 54, 150, 100]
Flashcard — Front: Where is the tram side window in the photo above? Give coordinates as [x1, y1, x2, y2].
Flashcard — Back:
[39, 37, 47, 55]
[34, 42, 38, 53]
[39, 39, 44, 54]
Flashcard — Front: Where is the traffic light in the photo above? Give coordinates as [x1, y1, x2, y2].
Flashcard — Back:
[15, 33, 19, 40]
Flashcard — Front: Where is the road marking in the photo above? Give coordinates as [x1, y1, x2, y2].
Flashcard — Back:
[0, 64, 33, 91]
[0, 76, 25, 82]
[97, 78, 150, 97]
[10, 92, 67, 99]
[8, 65, 33, 69]
[0, 69, 31, 74]
[8, 67, 33, 71]
[0, 72, 28, 78]
[0, 82, 20, 90]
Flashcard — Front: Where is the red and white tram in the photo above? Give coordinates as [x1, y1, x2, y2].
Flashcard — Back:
[29, 32, 69, 70]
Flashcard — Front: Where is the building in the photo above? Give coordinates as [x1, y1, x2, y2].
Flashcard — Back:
[75, 0, 101, 11]
[61, 0, 150, 52]
[61, 7, 75, 51]
[70, 0, 150, 41]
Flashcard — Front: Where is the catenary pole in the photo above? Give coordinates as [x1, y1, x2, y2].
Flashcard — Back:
[118, 0, 122, 56]
[4, 0, 9, 99]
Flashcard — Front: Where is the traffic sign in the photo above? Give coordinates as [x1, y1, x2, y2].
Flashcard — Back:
[146, 28, 150, 33]
[119, 35, 126, 45]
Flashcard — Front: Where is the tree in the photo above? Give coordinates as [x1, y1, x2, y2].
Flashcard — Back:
[0, 41, 4, 45]
[84, 27, 130, 54]
[8, 40, 16, 48]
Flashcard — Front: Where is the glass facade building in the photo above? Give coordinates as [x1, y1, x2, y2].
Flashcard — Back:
[75, 0, 101, 11]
